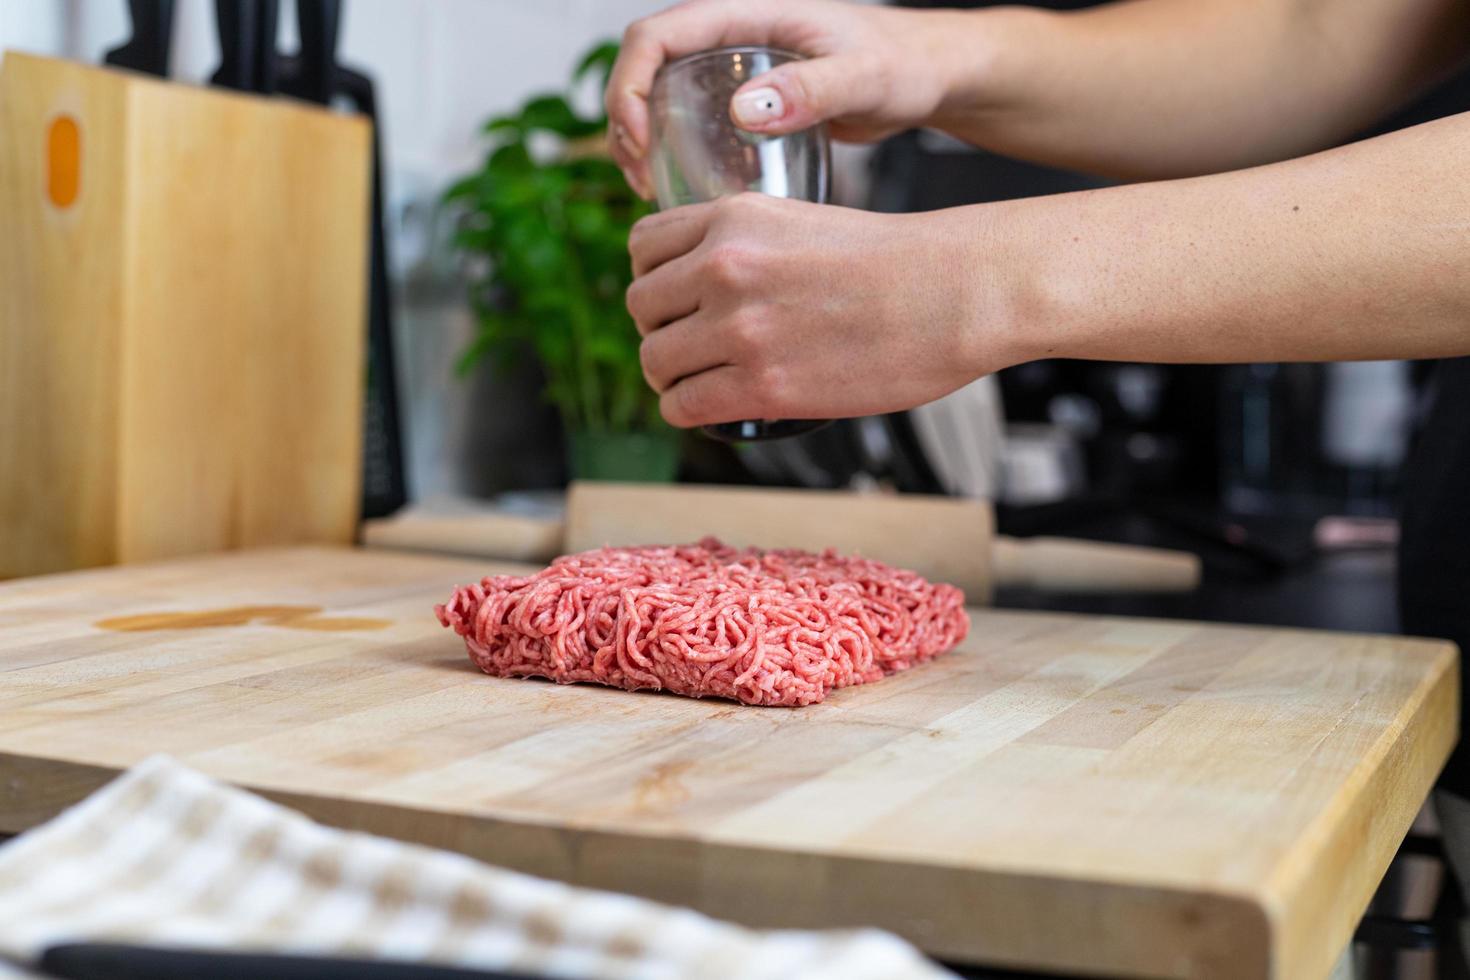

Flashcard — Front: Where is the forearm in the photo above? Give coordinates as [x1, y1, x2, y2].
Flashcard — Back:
[926, 0, 1470, 180]
[961, 110, 1470, 369]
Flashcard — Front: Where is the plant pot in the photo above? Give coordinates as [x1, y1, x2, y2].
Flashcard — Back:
[567, 429, 681, 483]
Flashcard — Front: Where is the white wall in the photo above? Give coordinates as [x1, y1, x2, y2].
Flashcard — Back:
[0, 2, 67, 64]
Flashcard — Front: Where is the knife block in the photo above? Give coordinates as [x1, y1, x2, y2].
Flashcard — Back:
[0, 53, 372, 578]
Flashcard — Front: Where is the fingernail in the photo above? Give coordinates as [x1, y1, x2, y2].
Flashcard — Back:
[614, 123, 643, 161]
[731, 86, 785, 127]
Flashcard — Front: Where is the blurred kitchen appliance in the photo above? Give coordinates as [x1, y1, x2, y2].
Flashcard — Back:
[1219, 361, 1410, 517]
[902, 377, 1007, 499]
[649, 46, 832, 443]
[0, 52, 371, 577]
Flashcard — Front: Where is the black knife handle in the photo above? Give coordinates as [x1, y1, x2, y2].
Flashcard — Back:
[103, 0, 176, 77]
[211, 0, 280, 94]
[39, 943, 552, 980]
[296, 0, 342, 105]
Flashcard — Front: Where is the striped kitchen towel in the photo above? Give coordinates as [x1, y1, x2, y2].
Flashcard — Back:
[0, 757, 951, 980]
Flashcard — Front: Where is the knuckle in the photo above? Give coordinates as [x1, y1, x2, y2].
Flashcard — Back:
[752, 363, 789, 414]
[624, 280, 646, 319]
[784, 67, 816, 109]
[675, 0, 722, 17]
[865, 53, 893, 92]
[627, 215, 653, 250]
[704, 244, 751, 288]
[621, 13, 671, 50]
[662, 386, 696, 427]
[622, 18, 649, 44]
[638, 337, 663, 389]
[723, 310, 764, 358]
[721, 191, 763, 215]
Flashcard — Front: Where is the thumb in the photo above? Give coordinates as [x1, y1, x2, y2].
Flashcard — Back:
[730, 58, 862, 134]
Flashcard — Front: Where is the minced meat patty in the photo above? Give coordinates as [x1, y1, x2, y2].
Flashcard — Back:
[435, 538, 969, 706]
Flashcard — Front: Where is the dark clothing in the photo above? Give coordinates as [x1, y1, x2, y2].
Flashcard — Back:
[1400, 357, 1470, 794]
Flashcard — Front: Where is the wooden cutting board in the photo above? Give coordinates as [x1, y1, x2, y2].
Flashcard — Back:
[0, 547, 1455, 980]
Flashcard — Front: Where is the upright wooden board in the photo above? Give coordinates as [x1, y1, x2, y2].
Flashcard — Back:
[0, 54, 370, 577]
[0, 547, 1456, 979]
[0, 53, 131, 574]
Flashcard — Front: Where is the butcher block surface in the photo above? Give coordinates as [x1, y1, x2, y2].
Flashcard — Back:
[0, 546, 1456, 979]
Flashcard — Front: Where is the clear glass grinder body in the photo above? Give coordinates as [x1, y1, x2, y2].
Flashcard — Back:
[649, 46, 833, 442]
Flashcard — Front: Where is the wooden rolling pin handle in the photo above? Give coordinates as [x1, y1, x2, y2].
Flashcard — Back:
[360, 512, 564, 564]
[992, 536, 1202, 593]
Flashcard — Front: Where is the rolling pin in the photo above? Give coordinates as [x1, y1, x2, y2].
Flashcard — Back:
[361, 506, 564, 564]
[363, 483, 1200, 603]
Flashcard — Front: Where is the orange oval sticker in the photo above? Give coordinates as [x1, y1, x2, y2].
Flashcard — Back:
[47, 115, 81, 208]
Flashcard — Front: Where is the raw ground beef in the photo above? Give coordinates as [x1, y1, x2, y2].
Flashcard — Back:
[435, 538, 969, 706]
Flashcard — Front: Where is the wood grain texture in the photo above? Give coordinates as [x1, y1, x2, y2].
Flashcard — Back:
[0, 546, 1455, 979]
[0, 53, 130, 573]
[0, 54, 370, 578]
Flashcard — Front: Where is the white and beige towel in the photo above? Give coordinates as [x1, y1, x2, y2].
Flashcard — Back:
[0, 757, 951, 980]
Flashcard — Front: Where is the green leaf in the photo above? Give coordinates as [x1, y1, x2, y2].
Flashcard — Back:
[450, 225, 498, 254]
[575, 41, 619, 81]
[568, 158, 625, 187]
[482, 115, 523, 136]
[519, 94, 577, 132]
[481, 173, 543, 210]
[584, 329, 636, 362]
[518, 95, 604, 140]
[574, 40, 620, 92]
[442, 173, 485, 204]
[486, 142, 533, 174]
[535, 325, 574, 366]
[564, 200, 608, 239]
[529, 167, 573, 199]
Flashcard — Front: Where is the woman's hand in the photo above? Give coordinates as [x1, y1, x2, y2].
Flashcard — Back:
[626, 193, 1006, 427]
[605, 0, 959, 197]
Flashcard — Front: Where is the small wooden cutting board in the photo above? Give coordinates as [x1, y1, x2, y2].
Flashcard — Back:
[0, 546, 1455, 979]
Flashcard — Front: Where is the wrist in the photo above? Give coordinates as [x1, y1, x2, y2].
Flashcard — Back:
[941, 200, 1061, 376]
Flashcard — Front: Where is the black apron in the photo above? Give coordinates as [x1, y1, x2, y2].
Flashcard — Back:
[1400, 357, 1470, 794]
